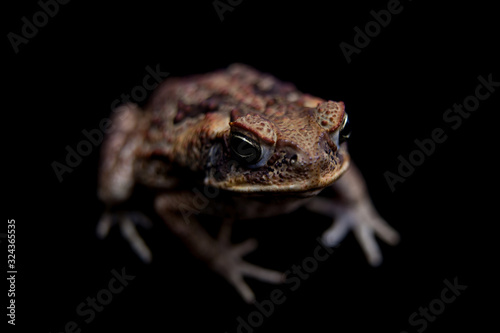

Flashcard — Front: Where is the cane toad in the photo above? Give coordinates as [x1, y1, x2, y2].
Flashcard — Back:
[97, 63, 399, 302]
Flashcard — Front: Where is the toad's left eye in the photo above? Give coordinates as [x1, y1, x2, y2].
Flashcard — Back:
[339, 113, 351, 143]
[230, 132, 262, 165]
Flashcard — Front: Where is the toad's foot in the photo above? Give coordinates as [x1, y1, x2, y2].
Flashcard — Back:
[307, 197, 399, 266]
[96, 210, 153, 263]
[155, 193, 284, 303]
[212, 222, 285, 303]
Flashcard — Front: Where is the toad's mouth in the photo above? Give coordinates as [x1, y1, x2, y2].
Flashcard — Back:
[205, 146, 350, 197]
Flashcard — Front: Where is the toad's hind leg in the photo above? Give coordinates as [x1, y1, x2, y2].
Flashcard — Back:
[155, 192, 284, 303]
[98, 104, 144, 204]
[97, 103, 153, 263]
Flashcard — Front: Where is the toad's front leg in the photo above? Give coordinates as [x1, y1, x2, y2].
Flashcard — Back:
[155, 192, 284, 303]
[307, 164, 400, 266]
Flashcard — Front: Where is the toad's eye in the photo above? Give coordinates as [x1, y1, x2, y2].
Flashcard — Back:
[339, 113, 351, 143]
[230, 132, 262, 165]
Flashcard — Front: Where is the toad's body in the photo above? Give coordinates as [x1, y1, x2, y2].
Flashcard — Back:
[97, 64, 399, 302]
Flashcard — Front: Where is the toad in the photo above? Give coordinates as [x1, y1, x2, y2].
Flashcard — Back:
[97, 64, 399, 302]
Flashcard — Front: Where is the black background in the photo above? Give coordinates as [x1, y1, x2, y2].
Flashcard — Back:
[4, 0, 498, 332]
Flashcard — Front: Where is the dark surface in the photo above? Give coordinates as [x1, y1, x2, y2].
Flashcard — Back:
[4, 1, 497, 332]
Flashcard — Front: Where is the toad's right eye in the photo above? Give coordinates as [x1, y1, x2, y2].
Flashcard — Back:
[230, 132, 262, 166]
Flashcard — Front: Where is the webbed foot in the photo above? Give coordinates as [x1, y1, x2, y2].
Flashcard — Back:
[211, 221, 284, 303]
[307, 197, 399, 266]
[97, 210, 153, 263]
